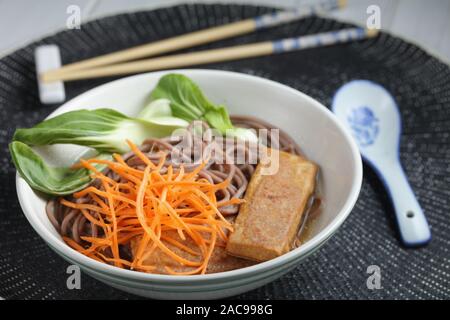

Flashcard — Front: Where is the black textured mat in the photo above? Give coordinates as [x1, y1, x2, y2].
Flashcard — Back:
[1, 4, 449, 300]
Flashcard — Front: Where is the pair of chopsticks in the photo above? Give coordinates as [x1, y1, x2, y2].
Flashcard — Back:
[42, 0, 377, 83]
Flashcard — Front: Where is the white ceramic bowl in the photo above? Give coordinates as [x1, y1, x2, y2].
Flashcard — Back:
[16, 69, 362, 299]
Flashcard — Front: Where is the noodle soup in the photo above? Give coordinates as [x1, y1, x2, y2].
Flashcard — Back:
[45, 115, 321, 274]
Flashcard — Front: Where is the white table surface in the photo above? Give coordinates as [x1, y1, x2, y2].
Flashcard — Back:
[0, 0, 449, 64]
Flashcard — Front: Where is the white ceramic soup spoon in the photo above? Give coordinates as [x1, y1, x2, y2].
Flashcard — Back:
[332, 80, 431, 247]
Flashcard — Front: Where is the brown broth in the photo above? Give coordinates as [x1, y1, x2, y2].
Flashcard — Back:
[292, 197, 322, 249]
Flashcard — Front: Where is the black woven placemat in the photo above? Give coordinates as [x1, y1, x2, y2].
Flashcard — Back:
[1, 4, 449, 300]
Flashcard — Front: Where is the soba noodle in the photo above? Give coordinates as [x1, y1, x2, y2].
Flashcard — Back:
[46, 116, 301, 253]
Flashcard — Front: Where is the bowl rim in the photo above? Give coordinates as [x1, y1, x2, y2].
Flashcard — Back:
[16, 69, 363, 283]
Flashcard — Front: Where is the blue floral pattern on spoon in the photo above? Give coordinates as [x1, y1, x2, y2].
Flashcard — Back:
[347, 106, 379, 147]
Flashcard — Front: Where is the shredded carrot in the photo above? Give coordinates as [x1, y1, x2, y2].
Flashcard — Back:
[61, 140, 242, 275]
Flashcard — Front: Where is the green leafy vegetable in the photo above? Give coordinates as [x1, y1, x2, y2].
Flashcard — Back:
[138, 98, 173, 119]
[13, 108, 188, 153]
[150, 74, 257, 140]
[10, 141, 109, 195]
[138, 98, 190, 128]
[11, 73, 257, 196]
[11, 101, 189, 195]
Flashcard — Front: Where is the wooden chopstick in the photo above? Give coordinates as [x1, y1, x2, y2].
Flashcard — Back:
[43, 0, 346, 79]
[42, 28, 378, 83]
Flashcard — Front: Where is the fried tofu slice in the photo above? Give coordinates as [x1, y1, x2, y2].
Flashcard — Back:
[226, 150, 318, 262]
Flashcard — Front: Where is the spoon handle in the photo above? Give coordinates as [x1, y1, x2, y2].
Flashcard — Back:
[376, 158, 431, 246]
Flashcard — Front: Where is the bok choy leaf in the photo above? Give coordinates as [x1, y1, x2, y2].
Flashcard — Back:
[9, 141, 109, 195]
[10, 100, 188, 195]
[150, 74, 257, 141]
[13, 107, 188, 153]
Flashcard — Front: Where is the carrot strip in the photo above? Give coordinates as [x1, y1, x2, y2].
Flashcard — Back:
[60, 141, 239, 275]
[126, 140, 156, 169]
[60, 199, 109, 216]
[63, 236, 86, 251]
[136, 166, 201, 267]
[160, 235, 201, 256]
